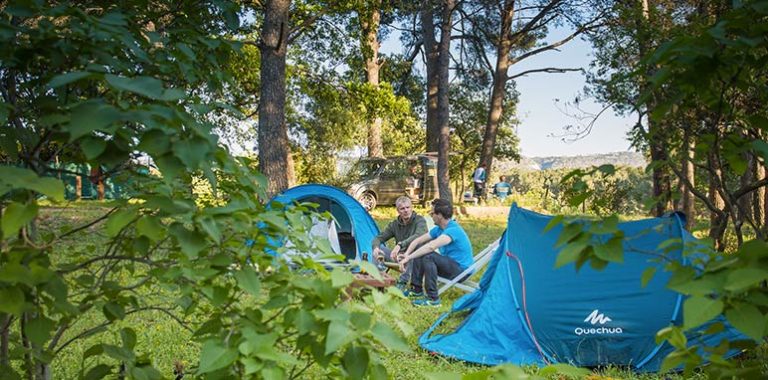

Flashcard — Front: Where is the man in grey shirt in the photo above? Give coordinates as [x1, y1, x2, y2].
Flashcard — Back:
[371, 196, 427, 287]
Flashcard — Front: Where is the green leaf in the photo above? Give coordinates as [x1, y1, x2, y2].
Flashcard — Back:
[105, 208, 136, 237]
[656, 326, 687, 348]
[68, 102, 122, 141]
[597, 164, 616, 175]
[197, 216, 221, 244]
[554, 241, 587, 269]
[358, 260, 382, 280]
[0, 166, 65, 201]
[84, 365, 113, 380]
[48, 71, 93, 88]
[641, 267, 657, 288]
[83, 344, 104, 360]
[174, 137, 210, 168]
[369, 364, 388, 380]
[724, 268, 768, 292]
[539, 363, 590, 377]
[2, 201, 38, 239]
[342, 346, 369, 380]
[543, 215, 563, 232]
[325, 320, 354, 354]
[331, 268, 354, 288]
[197, 340, 238, 374]
[103, 302, 126, 321]
[136, 216, 164, 241]
[371, 322, 409, 352]
[130, 366, 162, 380]
[593, 236, 624, 263]
[568, 191, 591, 207]
[121, 327, 137, 350]
[80, 136, 107, 160]
[660, 349, 688, 373]
[725, 303, 765, 340]
[105, 75, 165, 100]
[0, 263, 32, 285]
[234, 267, 261, 297]
[137, 130, 170, 155]
[589, 215, 619, 234]
[169, 224, 207, 258]
[25, 315, 55, 346]
[554, 222, 583, 248]
[683, 296, 723, 329]
[0, 288, 24, 316]
[102, 344, 135, 362]
[154, 154, 185, 182]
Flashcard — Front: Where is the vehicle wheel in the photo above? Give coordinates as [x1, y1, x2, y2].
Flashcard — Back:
[359, 191, 377, 211]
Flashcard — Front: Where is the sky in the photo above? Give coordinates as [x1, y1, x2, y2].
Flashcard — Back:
[381, 23, 636, 158]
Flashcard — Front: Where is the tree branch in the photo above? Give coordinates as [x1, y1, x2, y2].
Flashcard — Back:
[508, 67, 582, 80]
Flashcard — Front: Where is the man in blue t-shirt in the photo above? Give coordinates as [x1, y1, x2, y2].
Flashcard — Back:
[398, 198, 473, 306]
[493, 175, 512, 201]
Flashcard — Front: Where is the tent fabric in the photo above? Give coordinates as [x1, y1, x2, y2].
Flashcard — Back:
[420, 204, 745, 372]
[270, 184, 380, 261]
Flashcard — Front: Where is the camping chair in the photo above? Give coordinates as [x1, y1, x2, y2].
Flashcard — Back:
[436, 237, 500, 295]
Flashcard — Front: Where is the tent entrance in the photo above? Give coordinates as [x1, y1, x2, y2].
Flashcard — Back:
[298, 196, 358, 260]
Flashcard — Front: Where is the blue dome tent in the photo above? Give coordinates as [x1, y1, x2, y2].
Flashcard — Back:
[270, 184, 380, 262]
[419, 204, 745, 372]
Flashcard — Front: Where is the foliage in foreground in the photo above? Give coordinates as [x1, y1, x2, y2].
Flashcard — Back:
[0, 1, 407, 379]
[550, 2, 768, 379]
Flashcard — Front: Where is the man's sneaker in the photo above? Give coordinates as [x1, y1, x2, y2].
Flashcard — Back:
[412, 298, 441, 307]
[402, 289, 424, 298]
[395, 281, 408, 292]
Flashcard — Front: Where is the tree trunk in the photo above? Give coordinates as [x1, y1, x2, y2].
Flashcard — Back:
[478, 0, 514, 173]
[708, 153, 727, 251]
[754, 161, 766, 236]
[360, 6, 383, 157]
[258, 0, 292, 196]
[435, 0, 454, 202]
[649, 124, 672, 216]
[680, 127, 695, 230]
[421, 2, 440, 153]
[1, 315, 11, 368]
[764, 161, 768, 238]
[75, 175, 82, 200]
[739, 151, 755, 226]
[638, 0, 672, 216]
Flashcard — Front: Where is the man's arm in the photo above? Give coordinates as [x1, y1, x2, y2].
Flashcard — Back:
[403, 232, 432, 256]
[402, 234, 452, 264]
[371, 221, 396, 253]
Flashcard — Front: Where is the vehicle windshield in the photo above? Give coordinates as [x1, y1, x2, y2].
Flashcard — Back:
[348, 160, 382, 180]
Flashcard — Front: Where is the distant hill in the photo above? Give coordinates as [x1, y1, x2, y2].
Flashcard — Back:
[498, 151, 647, 172]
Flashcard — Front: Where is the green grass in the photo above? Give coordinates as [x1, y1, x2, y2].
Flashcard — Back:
[35, 203, 758, 379]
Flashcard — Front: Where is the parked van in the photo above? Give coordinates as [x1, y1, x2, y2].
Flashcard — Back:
[345, 154, 438, 210]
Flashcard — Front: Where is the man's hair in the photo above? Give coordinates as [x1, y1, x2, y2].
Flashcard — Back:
[395, 196, 412, 208]
[500, 175, 506, 181]
[431, 198, 453, 219]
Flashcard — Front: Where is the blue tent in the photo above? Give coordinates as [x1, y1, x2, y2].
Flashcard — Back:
[270, 184, 380, 261]
[420, 204, 745, 371]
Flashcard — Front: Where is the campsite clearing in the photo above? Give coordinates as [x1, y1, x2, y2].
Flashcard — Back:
[41, 204, 758, 379]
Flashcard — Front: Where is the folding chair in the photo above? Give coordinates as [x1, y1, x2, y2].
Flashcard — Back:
[437, 237, 500, 295]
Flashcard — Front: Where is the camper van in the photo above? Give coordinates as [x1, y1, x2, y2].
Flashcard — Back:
[346, 155, 438, 210]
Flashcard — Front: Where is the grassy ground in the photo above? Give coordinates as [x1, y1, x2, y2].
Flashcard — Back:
[38, 203, 752, 379]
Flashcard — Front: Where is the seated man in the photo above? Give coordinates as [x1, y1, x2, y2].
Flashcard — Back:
[399, 198, 473, 307]
[371, 196, 427, 287]
[492, 175, 512, 201]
